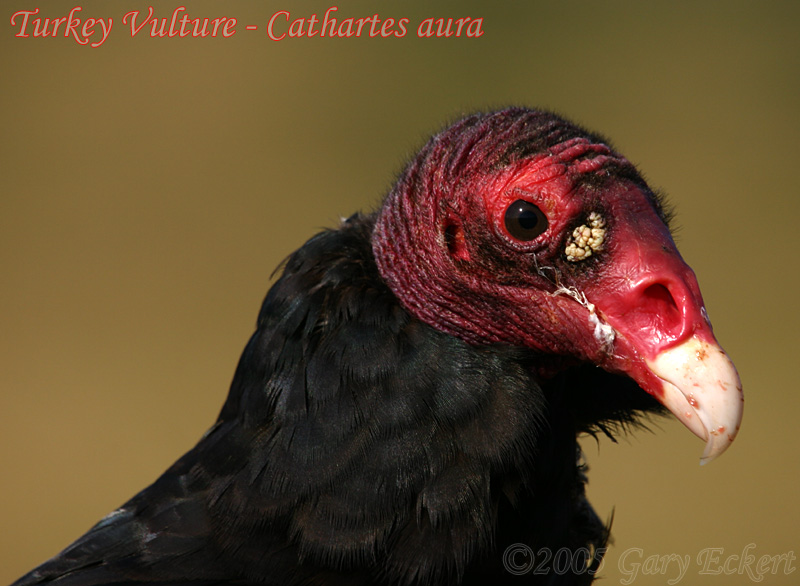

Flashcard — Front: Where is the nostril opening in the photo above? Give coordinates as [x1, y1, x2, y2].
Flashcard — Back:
[642, 283, 681, 333]
[643, 283, 677, 309]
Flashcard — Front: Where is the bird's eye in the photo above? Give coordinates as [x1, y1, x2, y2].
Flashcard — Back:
[504, 200, 548, 241]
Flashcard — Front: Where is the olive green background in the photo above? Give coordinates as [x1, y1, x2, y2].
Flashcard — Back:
[2, 1, 798, 584]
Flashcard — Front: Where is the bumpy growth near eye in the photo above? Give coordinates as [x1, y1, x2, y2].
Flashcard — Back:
[565, 212, 606, 262]
[504, 199, 548, 241]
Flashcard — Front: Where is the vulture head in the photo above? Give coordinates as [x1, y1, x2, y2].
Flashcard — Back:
[373, 108, 742, 462]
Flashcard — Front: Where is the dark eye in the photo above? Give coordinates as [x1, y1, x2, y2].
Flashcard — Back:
[504, 199, 548, 241]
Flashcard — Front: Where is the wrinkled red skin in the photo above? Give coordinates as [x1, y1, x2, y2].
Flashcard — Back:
[484, 142, 715, 399]
[374, 127, 716, 403]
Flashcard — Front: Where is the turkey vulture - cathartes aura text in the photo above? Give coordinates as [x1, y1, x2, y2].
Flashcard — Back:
[11, 108, 743, 586]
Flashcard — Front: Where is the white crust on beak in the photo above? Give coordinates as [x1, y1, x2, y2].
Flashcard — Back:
[647, 335, 743, 464]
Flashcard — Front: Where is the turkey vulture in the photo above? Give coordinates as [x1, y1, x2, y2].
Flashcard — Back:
[11, 108, 742, 586]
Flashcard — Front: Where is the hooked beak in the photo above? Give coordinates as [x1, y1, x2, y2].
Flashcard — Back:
[593, 280, 743, 464]
[583, 204, 743, 463]
[647, 335, 742, 463]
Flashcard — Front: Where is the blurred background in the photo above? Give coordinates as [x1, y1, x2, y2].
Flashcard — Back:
[2, 1, 797, 584]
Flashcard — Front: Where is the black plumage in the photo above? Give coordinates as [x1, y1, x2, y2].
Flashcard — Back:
[11, 108, 740, 586]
